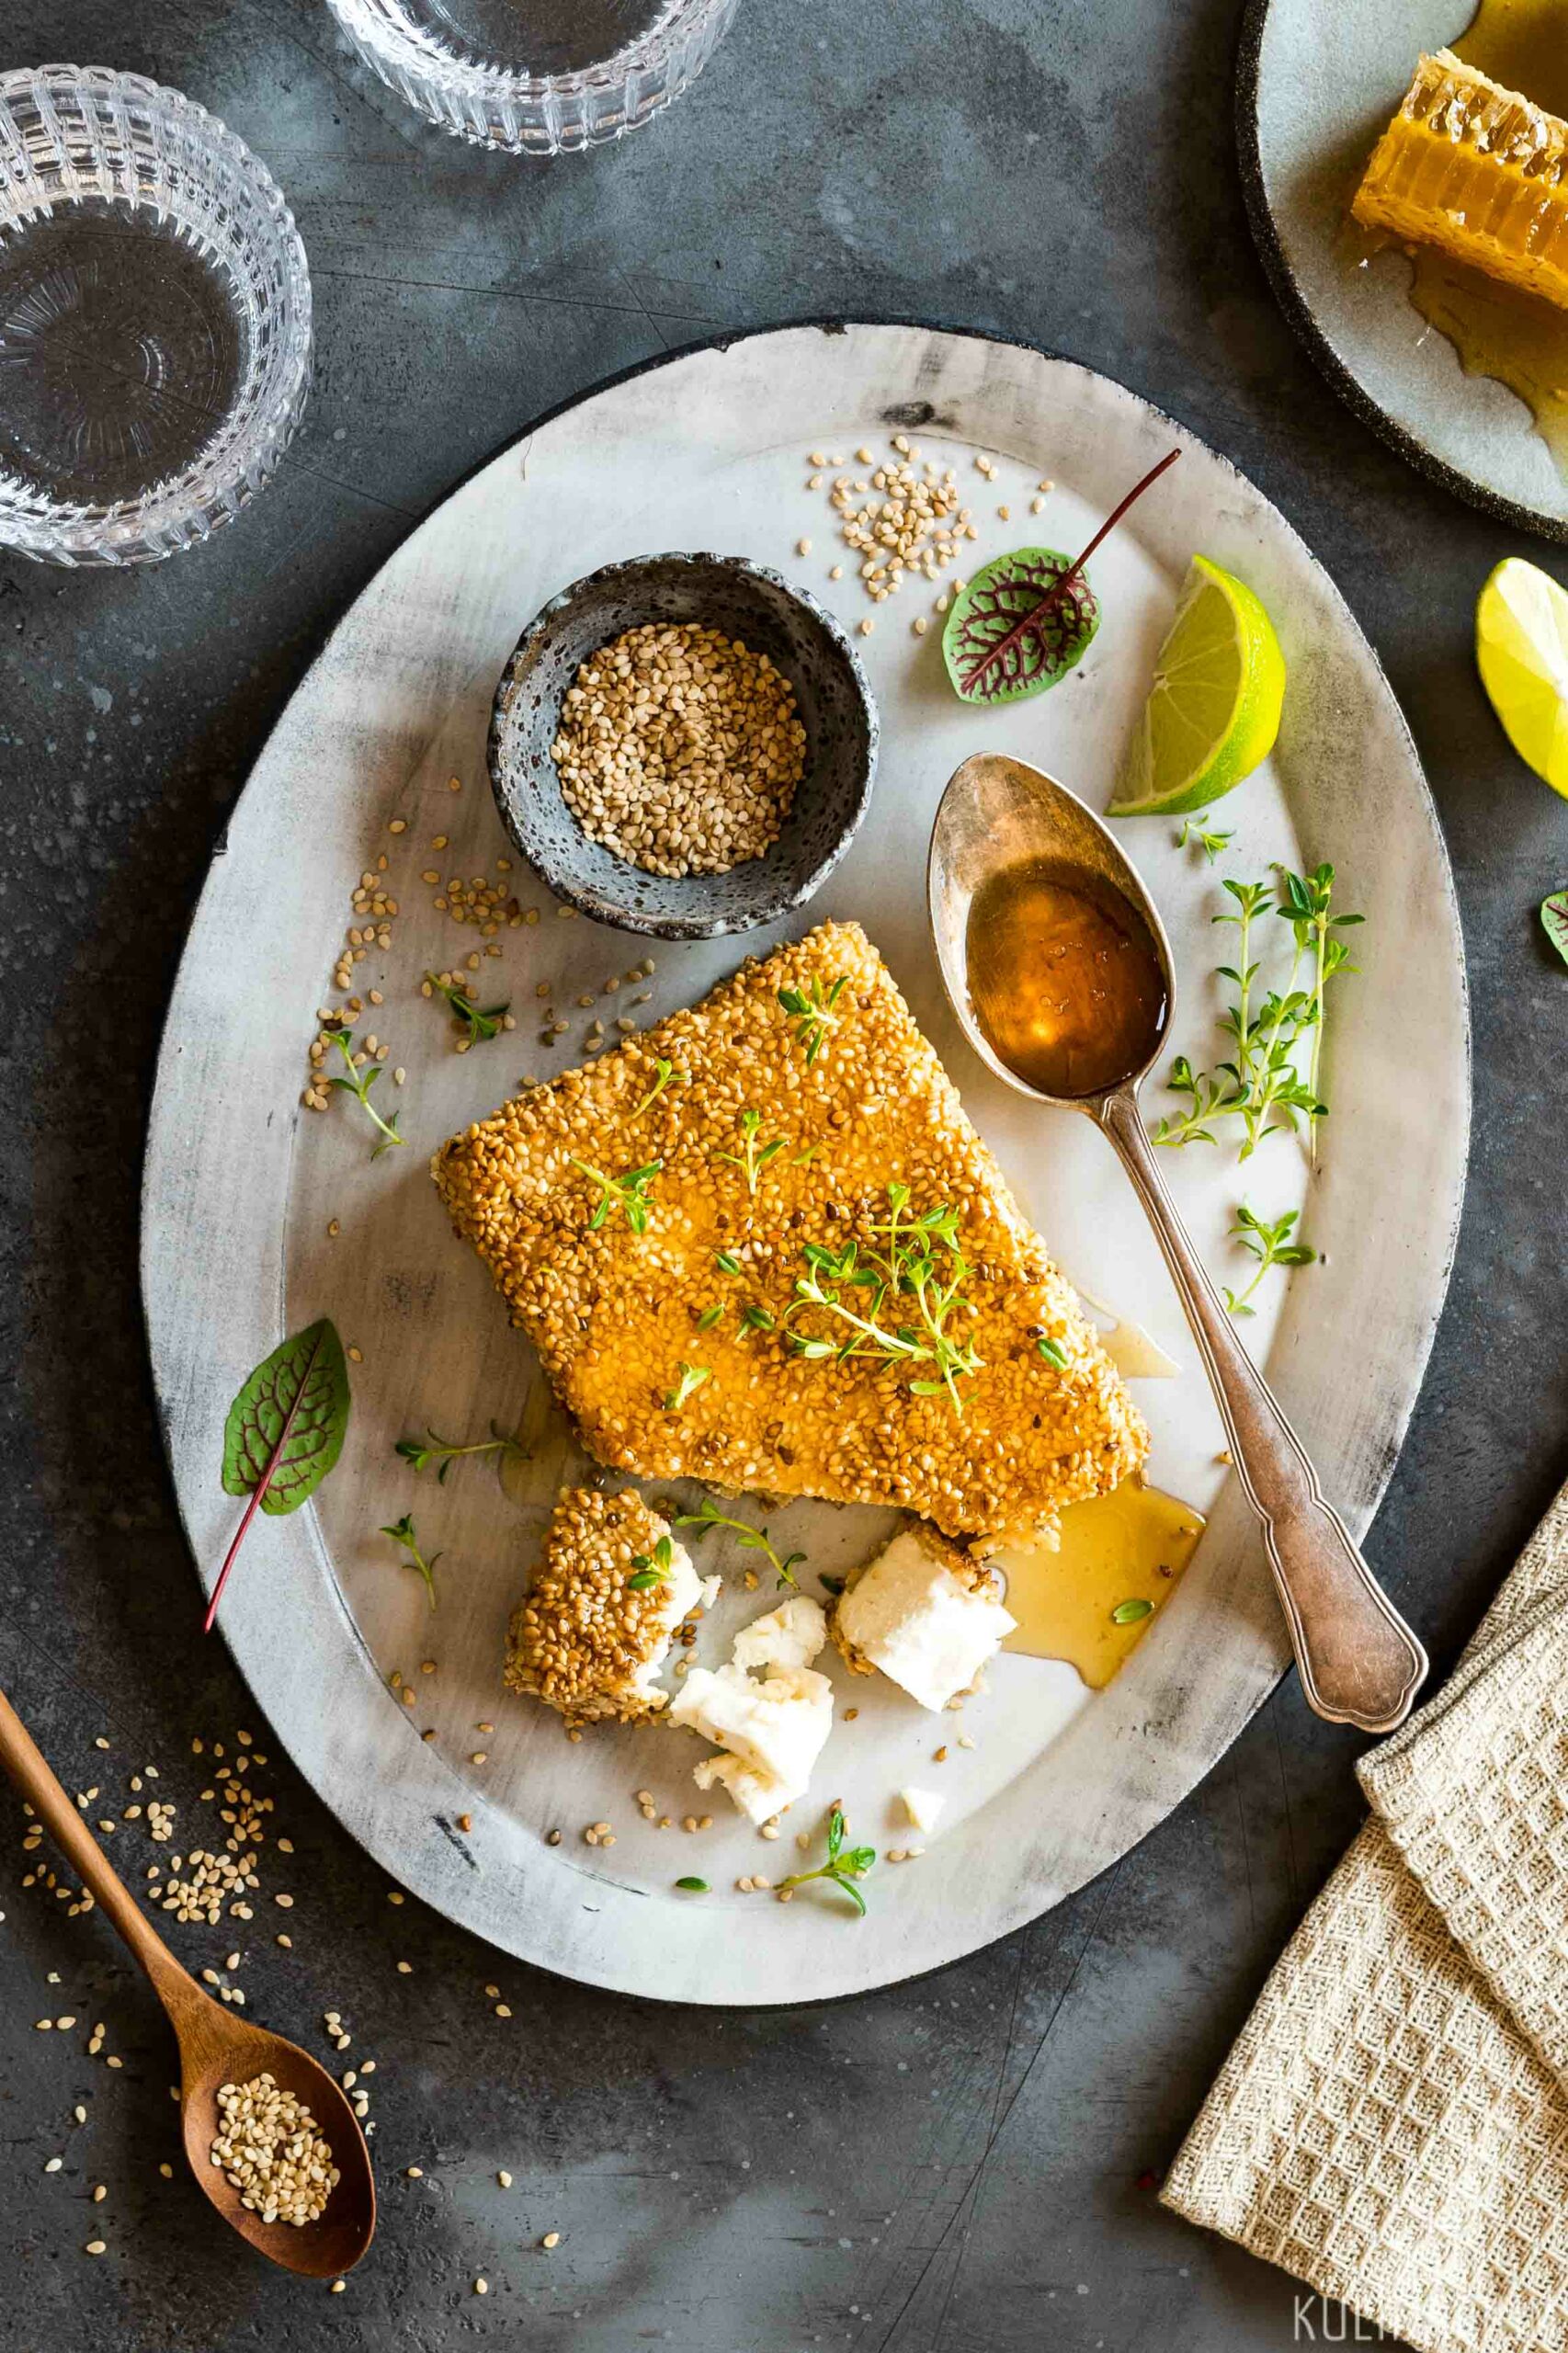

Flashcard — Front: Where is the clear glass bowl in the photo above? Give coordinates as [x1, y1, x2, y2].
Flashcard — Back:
[0, 66, 312, 566]
[323, 0, 740, 153]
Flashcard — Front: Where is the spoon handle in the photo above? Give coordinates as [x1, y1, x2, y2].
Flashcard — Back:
[1096, 1092, 1427, 1734]
[0, 1683, 199, 2013]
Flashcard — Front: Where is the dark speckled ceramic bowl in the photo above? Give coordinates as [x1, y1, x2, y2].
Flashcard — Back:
[487, 551, 879, 939]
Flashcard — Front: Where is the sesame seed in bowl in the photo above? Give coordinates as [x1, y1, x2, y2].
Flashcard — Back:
[487, 551, 879, 940]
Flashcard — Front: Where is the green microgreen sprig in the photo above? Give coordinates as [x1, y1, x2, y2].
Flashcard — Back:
[1036, 1336, 1069, 1370]
[1152, 866, 1361, 1162]
[1176, 815, 1235, 862]
[572, 1157, 662, 1233]
[787, 1184, 983, 1418]
[425, 971, 509, 1047]
[778, 973, 849, 1065]
[665, 1361, 711, 1413]
[716, 1108, 789, 1196]
[1221, 1201, 1316, 1319]
[676, 1496, 805, 1589]
[777, 1805, 877, 1916]
[630, 1059, 687, 1120]
[381, 1512, 442, 1610]
[628, 1532, 676, 1591]
[394, 1423, 527, 1483]
[325, 1030, 405, 1159]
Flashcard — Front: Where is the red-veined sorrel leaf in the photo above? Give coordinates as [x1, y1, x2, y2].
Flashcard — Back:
[1543, 891, 1568, 967]
[206, 1318, 351, 1631]
[941, 448, 1181, 706]
[943, 547, 1099, 705]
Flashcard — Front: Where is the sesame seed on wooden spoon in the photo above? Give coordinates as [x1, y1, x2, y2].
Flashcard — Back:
[0, 1686, 375, 2279]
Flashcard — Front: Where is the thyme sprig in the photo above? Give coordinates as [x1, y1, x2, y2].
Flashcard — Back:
[665, 1361, 710, 1413]
[325, 1030, 405, 1158]
[1152, 865, 1360, 1161]
[572, 1156, 662, 1233]
[628, 1532, 676, 1591]
[425, 971, 509, 1047]
[381, 1512, 442, 1609]
[630, 1059, 687, 1120]
[1221, 1202, 1316, 1319]
[716, 1108, 789, 1196]
[787, 1184, 983, 1418]
[778, 974, 849, 1065]
[778, 1805, 876, 1916]
[394, 1423, 527, 1483]
[1176, 816, 1234, 862]
[675, 1495, 805, 1589]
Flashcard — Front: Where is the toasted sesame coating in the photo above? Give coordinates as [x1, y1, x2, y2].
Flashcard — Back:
[435, 921, 1148, 1547]
[505, 1488, 691, 1725]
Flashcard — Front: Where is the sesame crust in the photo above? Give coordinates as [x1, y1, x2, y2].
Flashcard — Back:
[435, 920, 1148, 1546]
[504, 1488, 682, 1725]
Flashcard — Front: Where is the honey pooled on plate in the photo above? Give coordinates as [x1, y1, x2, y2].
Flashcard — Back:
[994, 1483, 1204, 1689]
[965, 857, 1167, 1099]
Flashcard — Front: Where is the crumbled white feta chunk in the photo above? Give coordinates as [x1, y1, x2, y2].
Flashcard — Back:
[626, 1539, 705, 1710]
[901, 1786, 946, 1835]
[730, 1594, 827, 1673]
[836, 1529, 1015, 1711]
[669, 1661, 834, 1819]
[691, 1751, 791, 1826]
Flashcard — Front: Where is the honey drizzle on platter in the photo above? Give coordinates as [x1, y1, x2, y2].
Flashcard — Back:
[994, 1483, 1204, 1688]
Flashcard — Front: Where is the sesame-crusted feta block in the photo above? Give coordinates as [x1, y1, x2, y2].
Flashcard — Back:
[432, 920, 1148, 1550]
[504, 1488, 707, 1727]
[901, 1786, 946, 1835]
[832, 1526, 1015, 1712]
[730, 1593, 827, 1673]
[669, 1662, 834, 1822]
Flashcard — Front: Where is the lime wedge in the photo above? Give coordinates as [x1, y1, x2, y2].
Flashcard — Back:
[1476, 557, 1568, 798]
[1108, 555, 1286, 817]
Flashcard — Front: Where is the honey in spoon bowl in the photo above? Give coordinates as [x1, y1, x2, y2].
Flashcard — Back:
[965, 855, 1168, 1099]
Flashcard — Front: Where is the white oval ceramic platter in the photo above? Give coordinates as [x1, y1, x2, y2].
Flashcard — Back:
[1240, 0, 1568, 537]
[142, 322, 1469, 2005]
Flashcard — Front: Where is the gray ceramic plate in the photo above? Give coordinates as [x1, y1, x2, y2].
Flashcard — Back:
[142, 321, 1468, 2004]
[1240, 0, 1568, 538]
[488, 551, 877, 938]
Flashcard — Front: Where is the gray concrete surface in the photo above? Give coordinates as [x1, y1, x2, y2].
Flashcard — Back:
[2, 2, 1564, 2347]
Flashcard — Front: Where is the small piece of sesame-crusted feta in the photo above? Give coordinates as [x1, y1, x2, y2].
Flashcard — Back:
[504, 1488, 707, 1725]
[833, 1526, 1015, 1711]
[901, 1786, 946, 1835]
[669, 1661, 834, 1822]
[730, 1594, 827, 1673]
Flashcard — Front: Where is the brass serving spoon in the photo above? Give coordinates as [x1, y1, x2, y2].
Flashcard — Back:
[928, 750, 1427, 1734]
[0, 1685, 375, 2278]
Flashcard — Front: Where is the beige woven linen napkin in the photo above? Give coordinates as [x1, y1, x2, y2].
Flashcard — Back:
[1161, 1481, 1568, 2353]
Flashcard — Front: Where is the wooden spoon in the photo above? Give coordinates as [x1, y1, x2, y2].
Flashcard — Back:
[0, 1684, 375, 2278]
